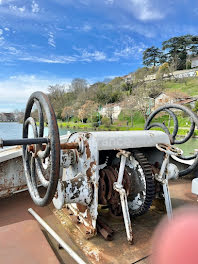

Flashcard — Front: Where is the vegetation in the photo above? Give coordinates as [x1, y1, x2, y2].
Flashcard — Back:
[43, 34, 198, 136]
[143, 35, 198, 70]
[164, 77, 198, 96]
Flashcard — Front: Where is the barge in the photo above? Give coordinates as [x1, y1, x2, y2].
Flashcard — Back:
[1, 91, 198, 264]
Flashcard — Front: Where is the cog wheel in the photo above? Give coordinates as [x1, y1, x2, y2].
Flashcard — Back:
[126, 150, 155, 217]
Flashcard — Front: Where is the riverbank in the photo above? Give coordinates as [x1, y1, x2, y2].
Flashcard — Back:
[57, 121, 198, 136]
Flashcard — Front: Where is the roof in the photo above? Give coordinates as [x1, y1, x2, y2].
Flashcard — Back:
[176, 98, 198, 105]
[191, 56, 198, 61]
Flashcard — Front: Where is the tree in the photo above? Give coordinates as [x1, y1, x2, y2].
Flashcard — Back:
[78, 100, 98, 123]
[162, 35, 198, 70]
[133, 67, 148, 82]
[61, 106, 73, 121]
[70, 78, 88, 93]
[95, 82, 123, 105]
[105, 107, 114, 125]
[193, 101, 198, 114]
[132, 82, 163, 121]
[143, 46, 162, 67]
[48, 84, 66, 118]
[156, 62, 170, 80]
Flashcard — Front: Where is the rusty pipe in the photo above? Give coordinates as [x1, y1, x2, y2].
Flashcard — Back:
[28, 142, 79, 153]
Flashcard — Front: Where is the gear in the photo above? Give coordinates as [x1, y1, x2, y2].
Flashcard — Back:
[98, 150, 155, 218]
[127, 150, 155, 217]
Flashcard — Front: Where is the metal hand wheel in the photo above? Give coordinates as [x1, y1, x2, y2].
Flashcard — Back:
[22, 92, 60, 206]
[156, 143, 183, 156]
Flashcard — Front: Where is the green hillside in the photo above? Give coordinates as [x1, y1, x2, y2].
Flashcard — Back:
[164, 77, 198, 96]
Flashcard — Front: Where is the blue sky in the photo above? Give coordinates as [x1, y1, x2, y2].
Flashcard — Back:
[0, 0, 198, 112]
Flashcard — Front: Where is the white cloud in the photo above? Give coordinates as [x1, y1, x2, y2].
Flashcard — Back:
[129, 0, 165, 20]
[82, 24, 92, 32]
[19, 48, 108, 64]
[48, 32, 56, 48]
[0, 75, 71, 111]
[104, 0, 114, 5]
[20, 55, 77, 64]
[81, 49, 106, 61]
[113, 36, 146, 59]
[31, 0, 39, 13]
[9, 5, 26, 13]
[0, 29, 5, 46]
[4, 27, 10, 31]
[120, 24, 156, 38]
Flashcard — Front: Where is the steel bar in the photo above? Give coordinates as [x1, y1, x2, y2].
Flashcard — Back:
[28, 208, 87, 264]
[27, 142, 79, 153]
[2, 137, 49, 147]
[114, 153, 133, 244]
[163, 182, 173, 220]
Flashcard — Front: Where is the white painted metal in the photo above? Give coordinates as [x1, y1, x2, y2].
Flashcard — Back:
[91, 131, 170, 151]
[167, 163, 179, 180]
[126, 157, 146, 211]
[63, 132, 99, 232]
[171, 155, 195, 166]
[163, 182, 173, 220]
[155, 144, 174, 220]
[113, 153, 133, 243]
[28, 208, 87, 264]
[0, 146, 22, 163]
[192, 178, 198, 195]
[53, 179, 65, 210]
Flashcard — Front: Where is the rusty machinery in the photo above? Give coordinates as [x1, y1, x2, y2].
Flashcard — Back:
[1, 92, 198, 244]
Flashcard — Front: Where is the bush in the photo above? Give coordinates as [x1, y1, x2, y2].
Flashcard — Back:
[87, 112, 100, 123]
[70, 116, 80, 123]
[118, 110, 131, 122]
[92, 122, 99, 128]
[101, 116, 110, 126]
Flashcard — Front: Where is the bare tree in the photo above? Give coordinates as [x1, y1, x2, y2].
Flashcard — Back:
[105, 107, 114, 125]
[48, 84, 66, 118]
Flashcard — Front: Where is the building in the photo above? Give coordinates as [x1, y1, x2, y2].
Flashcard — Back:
[122, 72, 134, 83]
[191, 56, 198, 68]
[0, 113, 16, 122]
[154, 93, 198, 109]
[99, 104, 122, 120]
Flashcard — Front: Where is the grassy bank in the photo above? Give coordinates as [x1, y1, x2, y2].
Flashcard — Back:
[165, 77, 198, 96]
[57, 121, 198, 136]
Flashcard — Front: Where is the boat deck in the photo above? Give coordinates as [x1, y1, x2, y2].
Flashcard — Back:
[0, 177, 197, 264]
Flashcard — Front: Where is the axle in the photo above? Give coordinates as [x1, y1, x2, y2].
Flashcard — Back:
[0, 137, 80, 150]
[0, 137, 49, 148]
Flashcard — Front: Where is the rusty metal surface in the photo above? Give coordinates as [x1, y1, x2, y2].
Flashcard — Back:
[61, 132, 99, 236]
[53, 202, 159, 264]
[61, 142, 79, 150]
[0, 156, 26, 198]
[98, 166, 130, 217]
[52, 177, 198, 264]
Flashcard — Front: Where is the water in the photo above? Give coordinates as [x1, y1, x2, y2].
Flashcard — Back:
[176, 137, 198, 156]
[0, 122, 71, 140]
[0, 122, 198, 155]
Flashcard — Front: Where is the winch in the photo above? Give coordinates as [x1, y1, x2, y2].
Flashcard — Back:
[1, 91, 197, 244]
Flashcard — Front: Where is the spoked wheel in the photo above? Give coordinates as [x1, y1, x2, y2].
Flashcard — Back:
[22, 92, 60, 206]
[127, 151, 155, 217]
